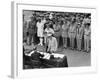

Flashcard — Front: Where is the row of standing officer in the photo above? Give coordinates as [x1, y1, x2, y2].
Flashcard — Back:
[23, 14, 91, 53]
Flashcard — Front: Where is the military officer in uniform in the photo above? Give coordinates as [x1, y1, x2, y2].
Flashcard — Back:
[61, 20, 69, 49]
[27, 16, 37, 45]
[47, 33, 58, 53]
[84, 23, 91, 52]
[53, 21, 61, 48]
[76, 23, 84, 51]
[44, 23, 54, 47]
[69, 20, 77, 49]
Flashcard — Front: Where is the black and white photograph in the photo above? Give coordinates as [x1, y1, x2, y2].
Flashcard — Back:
[11, 2, 97, 78]
[23, 10, 91, 69]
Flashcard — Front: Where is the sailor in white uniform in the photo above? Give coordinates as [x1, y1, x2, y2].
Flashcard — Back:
[36, 17, 46, 46]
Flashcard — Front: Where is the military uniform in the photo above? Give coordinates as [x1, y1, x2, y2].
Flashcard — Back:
[27, 19, 37, 45]
[76, 24, 83, 50]
[69, 23, 76, 49]
[47, 36, 58, 52]
[61, 23, 69, 48]
[84, 27, 90, 52]
[23, 21, 28, 42]
[36, 19, 46, 46]
[53, 23, 61, 47]
[44, 27, 54, 46]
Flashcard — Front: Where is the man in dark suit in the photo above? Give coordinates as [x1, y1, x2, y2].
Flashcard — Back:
[30, 47, 44, 68]
[31, 51, 44, 61]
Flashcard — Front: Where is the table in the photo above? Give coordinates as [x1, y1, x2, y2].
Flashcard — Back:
[24, 51, 68, 68]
